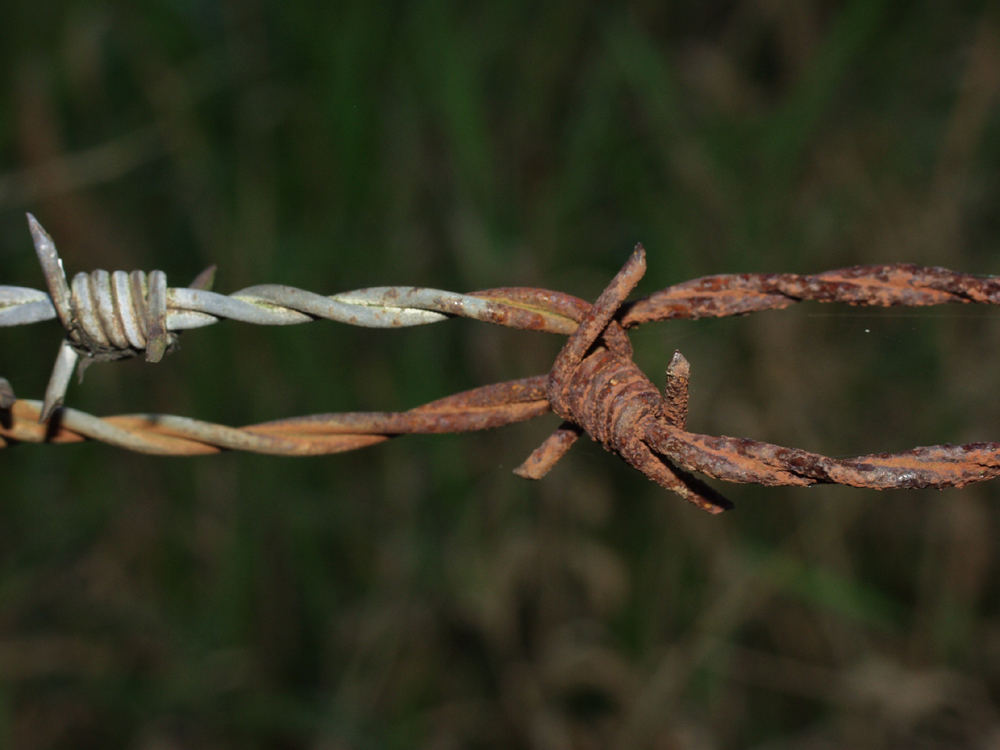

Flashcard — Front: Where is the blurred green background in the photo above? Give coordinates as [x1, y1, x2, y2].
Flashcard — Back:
[2, 2, 1000, 748]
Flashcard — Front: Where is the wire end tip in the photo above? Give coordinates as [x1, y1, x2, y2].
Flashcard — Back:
[145, 335, 171, 363]
[666, 350, 690, 377]
[704, 501, 732, 515]
[189, 264, 217, 291]
[26, 213, 59, 262]
[26, 212, 49, 240]
[512, 463, 542, 480]
[0, 378, 15, 409]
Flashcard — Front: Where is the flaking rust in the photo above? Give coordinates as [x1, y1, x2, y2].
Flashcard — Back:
[621, 263, 1000, 325]
[511, 251, 1000, 512]
[513, 246, 731, 513]
[3, 228, 1000, 512]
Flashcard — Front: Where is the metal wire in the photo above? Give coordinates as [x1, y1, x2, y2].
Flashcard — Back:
[1, 217, 582, 334]
[1, 215, 583, 418]
[0, 377, 552, 455]
[5, 396, 997, 489]
[3, 215, 1000, 512]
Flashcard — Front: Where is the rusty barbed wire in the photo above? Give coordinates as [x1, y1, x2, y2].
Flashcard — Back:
[2, 214, 1000, 512]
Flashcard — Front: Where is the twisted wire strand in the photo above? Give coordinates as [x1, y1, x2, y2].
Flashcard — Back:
[620, 263, 1000, 324]
[0, 281, 584, 334]
[0, 376, 551, 455]
[643, 422, 1000, 491]
[6, 264, 1000, 335]
[4, 389, 999, 495]
[6, 229, 1000, 344]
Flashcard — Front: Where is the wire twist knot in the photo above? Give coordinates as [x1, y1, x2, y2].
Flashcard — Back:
[63, 268, 175, 363]
[24, 213, 211, 420]
[515, 246, 732, 513]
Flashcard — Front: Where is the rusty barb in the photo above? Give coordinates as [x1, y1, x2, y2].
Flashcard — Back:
[3, 215, 1000, 512]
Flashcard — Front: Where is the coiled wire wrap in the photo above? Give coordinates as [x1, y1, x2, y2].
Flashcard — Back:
[65, 268, 173, 361]
[17, 214, 194, 419]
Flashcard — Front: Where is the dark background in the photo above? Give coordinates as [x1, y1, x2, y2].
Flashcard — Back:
[2, 2, 1000, 748]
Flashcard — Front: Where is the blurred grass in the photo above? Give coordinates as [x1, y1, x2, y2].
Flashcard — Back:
[2, 2, 1000, 748]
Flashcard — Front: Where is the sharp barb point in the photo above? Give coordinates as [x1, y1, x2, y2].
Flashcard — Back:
[190, 265, 217, 291]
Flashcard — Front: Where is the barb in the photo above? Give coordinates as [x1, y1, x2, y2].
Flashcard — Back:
[2, 215, 1000, 512]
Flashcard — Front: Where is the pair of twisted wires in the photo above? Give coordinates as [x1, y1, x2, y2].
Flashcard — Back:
[3, 214, 1000, 462]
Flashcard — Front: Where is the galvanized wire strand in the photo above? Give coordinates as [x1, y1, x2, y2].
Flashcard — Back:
[0, 282, 585, 331]
[0, 287, 53, 326]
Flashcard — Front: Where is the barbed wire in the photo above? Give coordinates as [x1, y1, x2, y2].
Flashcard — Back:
[2, 214, 1000, 512]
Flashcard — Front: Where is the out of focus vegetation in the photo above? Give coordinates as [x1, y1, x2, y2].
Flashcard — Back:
[2, 2, 1000, 748]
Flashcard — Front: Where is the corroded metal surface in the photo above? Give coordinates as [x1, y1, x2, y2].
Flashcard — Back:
[3, 216, 1000, 512]
[621, 264, 1000, 324]
[644, 424, 1000, 490]
[514, 246, 731, 514]
[0, 377, 551, 456]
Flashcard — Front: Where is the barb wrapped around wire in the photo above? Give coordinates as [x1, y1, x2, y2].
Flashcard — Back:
[2, 214, 1000, 512]
[19, 216, 220, 420]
